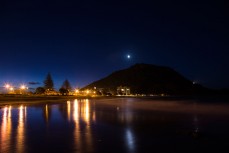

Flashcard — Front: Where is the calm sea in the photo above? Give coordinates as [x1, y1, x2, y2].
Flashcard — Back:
[0, 97, 229, 153]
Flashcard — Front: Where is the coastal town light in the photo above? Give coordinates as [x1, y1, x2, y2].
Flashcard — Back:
[20, 85, 26, 89]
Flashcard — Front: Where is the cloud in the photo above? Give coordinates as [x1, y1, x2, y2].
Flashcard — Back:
[28, 82, 40, 85]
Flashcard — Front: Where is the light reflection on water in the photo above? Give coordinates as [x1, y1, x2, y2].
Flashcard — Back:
[126, 128, 135, 152]
[17, 106, 26, 153]
[1, 106, 12, 153]
[0, 105, 26, 153]
[0, 98, 229, 153]
[71, 99, 94, 153]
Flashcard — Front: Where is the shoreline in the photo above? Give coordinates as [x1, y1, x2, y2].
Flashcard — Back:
[0, 94, 136, 106]
[0, 94, 228, 106]
[0, 95, 91, 106]
[0, 94, 171, 106]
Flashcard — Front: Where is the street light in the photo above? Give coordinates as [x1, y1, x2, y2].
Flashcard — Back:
[5, 84, 10, 89]
[20, 84, 28, 94]
[20, 85, 26, 90]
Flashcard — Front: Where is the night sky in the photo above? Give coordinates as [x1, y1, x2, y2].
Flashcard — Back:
[0, 0, 229, 90]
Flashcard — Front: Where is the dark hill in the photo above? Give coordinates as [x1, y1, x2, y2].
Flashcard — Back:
[83, 63, 199, 95]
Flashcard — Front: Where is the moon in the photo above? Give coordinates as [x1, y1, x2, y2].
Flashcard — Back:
[127, 54, 131, 59]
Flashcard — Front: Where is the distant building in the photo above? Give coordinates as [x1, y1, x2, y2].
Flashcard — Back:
[117, 86, 130, 95]
[96, 88, 104, 95]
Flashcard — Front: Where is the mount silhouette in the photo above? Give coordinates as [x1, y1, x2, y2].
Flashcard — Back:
[83, 63, 206, 95]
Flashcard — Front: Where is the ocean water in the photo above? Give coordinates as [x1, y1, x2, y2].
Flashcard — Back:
[0, 98, 229, 153]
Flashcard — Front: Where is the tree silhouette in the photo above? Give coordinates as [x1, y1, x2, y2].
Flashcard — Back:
[44, 73, 54, 90]
[59, 87, 69, 95]
[35, 87, 45, 94]
[61, 79, 72, 91]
